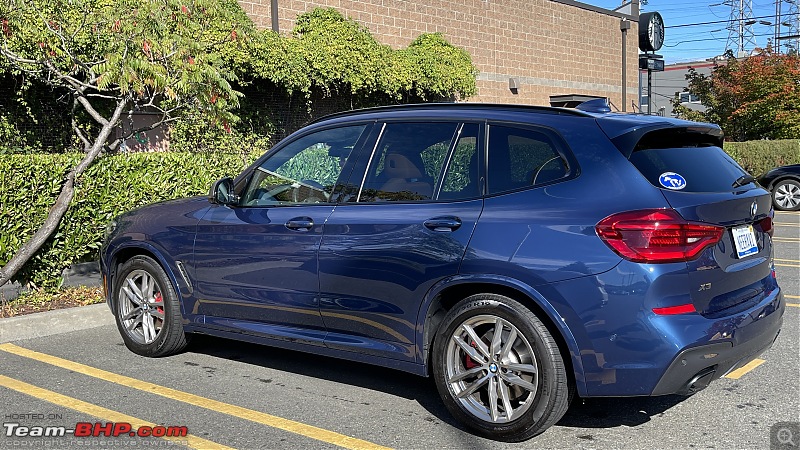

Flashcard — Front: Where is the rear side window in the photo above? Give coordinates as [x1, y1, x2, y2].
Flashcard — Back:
[357, 122, 459, 202]
[629, 146, 749, 193]
[487, 125, 570, 195]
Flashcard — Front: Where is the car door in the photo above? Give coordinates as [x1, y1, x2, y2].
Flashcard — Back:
[192, 124, 372, 345]
[318, 121, 484, 363]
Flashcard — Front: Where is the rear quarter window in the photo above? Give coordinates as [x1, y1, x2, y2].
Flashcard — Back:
[629, 146, 750, 193]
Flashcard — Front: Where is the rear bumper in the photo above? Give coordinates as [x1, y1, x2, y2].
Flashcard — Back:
[651, 292, 783, 395]
[552, 261, 785, 397]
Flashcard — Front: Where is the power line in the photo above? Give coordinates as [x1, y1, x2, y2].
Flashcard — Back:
[666, 14, 776, 28]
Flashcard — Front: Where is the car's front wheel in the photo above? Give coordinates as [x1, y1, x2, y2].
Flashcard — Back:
[432, 294, 572, 441]
[773, 179, 800, 211]
[113, 255, 188, 357]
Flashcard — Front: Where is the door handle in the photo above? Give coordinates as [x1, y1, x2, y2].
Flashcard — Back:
[285, 217, 314, 231]
[423, 217, 462, 232]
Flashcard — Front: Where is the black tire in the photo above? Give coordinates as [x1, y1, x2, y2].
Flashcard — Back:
[772, 179, 800, 211]
[432, 293, 572, 442]
[113, 255, 188, 357]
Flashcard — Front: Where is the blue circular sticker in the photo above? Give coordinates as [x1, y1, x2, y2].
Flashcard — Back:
[658, 172, 687, 190]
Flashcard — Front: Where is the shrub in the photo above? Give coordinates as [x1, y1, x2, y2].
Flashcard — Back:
[723, 139, 800, 176]
[0, 152, 256, 288]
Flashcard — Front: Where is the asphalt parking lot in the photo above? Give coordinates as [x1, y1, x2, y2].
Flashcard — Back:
[0, 211, 798, 449]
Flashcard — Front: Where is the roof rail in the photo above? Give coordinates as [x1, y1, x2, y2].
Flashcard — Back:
[309, 102, 593, 125]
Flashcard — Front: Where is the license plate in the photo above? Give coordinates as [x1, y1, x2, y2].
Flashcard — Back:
[732, 225, 758, 258]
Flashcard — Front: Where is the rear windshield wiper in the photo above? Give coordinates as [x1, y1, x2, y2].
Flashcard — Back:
[732, 174, 756, 188]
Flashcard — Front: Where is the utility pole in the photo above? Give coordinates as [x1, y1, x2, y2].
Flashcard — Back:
[774, 0, 782, 52]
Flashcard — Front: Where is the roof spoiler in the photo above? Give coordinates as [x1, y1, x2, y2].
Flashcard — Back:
[574, 98, 612, 114]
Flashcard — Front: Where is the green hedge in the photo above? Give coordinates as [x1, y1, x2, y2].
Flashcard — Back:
[723, 139, 800, 176]
[0, 152, 255, 288]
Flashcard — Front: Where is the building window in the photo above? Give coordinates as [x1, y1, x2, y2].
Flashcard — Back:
[679, 92, 700, 104]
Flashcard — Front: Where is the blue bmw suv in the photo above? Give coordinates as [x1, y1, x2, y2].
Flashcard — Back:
[101, 102, 784, 441]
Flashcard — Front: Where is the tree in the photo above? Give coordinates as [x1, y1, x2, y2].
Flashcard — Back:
[672, 50, 800, 141]
[0, 0, 249, 287]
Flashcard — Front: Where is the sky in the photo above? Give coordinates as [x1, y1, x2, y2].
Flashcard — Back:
[586, 0, 796, 63]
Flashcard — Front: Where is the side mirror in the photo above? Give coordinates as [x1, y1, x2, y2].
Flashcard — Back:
[209, 177, 238, 205]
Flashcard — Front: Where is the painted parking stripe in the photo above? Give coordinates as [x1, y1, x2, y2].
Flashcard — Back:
[724, 359, 766, 380]
[0, 374, 231, 449]
[775, 263, 800, 268]
[783, 294, 800, 308]
[0, 343, 391, 450]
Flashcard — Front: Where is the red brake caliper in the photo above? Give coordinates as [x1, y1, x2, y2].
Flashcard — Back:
[154, 292, 164, 315]
[464, 341, 480, 369]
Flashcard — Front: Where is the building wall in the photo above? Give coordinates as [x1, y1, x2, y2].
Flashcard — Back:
[238, 0, 640, 109]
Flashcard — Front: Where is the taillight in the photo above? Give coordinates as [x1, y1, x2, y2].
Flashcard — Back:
[596, 209, 724, 263]
[759, 215, 774, 237]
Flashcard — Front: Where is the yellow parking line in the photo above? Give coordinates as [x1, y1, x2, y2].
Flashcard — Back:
[775, 258, 800, 262]
[774, 238, 800, 242]
[776, 263, 800, 268]
[787, 304, 800, 308]
[774, 222, 800, 226]
[0, 375, 231, 449]
[0, 344, 391, 450]
[724, 359, 766, 380]
[786, 294, 800, 299]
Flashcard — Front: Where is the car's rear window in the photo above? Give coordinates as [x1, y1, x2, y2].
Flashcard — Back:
[629, 146, 750, 193]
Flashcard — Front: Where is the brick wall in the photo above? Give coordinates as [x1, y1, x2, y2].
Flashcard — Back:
[237, 0, 640, 110]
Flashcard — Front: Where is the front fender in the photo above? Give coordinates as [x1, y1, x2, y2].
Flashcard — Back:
[104, 240, 189, 318]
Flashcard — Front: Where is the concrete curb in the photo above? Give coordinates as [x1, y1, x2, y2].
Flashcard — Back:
[0, 303, 115, 343]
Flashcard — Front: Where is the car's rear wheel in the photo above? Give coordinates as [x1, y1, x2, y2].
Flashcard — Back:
[113, 255, 188, 357]
[773, 179, 800, 211]
[432, 293, 572, 441]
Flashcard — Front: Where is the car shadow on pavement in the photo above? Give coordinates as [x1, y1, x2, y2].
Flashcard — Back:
[186, 335, 465, 429]
[557, 395, 688, 430]
[188, 335, 690, 435]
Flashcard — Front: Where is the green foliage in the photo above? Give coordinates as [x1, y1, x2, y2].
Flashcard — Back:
[0, 74, 75, 153]
[2, 5, 477, 152]
[167, 109, 274, 156]
[403, 33, 477, 100]
[0, 152, 255, 287]
[243, 8, 476, 101]
[723, 139, 800, 176]
[1, 0, 251, 131]
[673, 51, 800, 141]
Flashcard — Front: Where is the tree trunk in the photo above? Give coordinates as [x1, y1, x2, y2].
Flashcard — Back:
[0, 100, 128, 288]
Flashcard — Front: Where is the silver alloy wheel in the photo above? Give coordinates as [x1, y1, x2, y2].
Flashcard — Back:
[445, 314, 538, 424]
[775, 181, 800, 210]
[118, 269, 165, 345]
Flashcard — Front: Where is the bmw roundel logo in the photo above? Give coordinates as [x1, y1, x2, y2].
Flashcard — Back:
[658, 172, 687, 190]
[750, 201, 758, 218]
